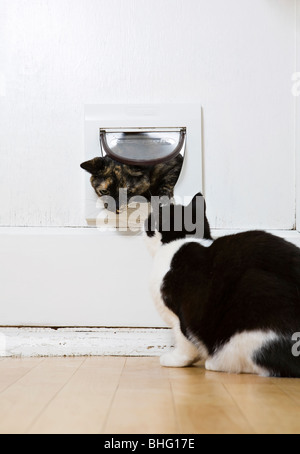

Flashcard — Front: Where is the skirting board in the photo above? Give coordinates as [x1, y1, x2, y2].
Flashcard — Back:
[0, 327, 174, 358]
[0, 228, 299, 327]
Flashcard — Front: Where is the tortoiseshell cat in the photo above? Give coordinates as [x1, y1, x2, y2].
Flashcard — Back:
[80, 155, 183, 212]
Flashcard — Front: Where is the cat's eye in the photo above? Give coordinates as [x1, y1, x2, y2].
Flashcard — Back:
[99, 189, 110, 196]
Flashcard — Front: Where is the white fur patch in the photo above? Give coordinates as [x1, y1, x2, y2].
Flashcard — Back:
[205, 331, 279, 376]
[192, 238, 214, 248]
[149, 238, 186, 327]
[144, 231, 163, 257]
[159, 323, 203, 368]
[187, 329, 209, 361]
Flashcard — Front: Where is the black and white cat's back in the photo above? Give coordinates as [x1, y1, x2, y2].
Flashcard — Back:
[145, 194, 300, 377]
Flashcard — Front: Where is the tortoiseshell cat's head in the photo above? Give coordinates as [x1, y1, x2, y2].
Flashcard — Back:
[81, 154, 183, 214]
[80, 156, 151, 213]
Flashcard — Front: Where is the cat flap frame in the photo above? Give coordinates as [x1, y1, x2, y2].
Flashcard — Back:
[100, 127, 186, 167]
[84, 104, 203, 227]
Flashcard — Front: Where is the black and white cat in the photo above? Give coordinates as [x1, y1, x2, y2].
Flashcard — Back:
[144, 193, 300, 377]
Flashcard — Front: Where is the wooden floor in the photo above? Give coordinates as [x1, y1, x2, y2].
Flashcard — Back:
[0, 356, 300, 434]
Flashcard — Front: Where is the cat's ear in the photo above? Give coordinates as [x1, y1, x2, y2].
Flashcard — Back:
[188, 193, 205, 212]
[144, 213, 157, 237]
[187, 192, 212, 240]
[80, 158, 105, 175]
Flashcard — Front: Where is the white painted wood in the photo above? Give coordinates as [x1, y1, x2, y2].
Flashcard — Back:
[84, 103, 202, 224]
[0, 0, 296, 229]
[0, 228, 163, 327]
[0, 228, 300, 327]
[213, 229, 300, 248]
[0, 328, 174, 358]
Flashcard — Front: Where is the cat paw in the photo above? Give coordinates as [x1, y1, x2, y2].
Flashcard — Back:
[160, 351, 196, 368]
[205, 359, 219, 372]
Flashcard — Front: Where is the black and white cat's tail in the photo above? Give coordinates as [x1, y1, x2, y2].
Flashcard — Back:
[254, 335, 300, 378]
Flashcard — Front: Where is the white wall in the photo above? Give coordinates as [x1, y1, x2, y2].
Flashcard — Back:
[0, 0, 298, 329]
[0, 0, 297, 230]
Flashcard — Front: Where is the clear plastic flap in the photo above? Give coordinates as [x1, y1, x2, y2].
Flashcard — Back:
[100, 127, 186, 166]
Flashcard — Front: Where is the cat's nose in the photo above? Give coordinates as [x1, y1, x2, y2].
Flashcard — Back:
[104, 203, 109, 209]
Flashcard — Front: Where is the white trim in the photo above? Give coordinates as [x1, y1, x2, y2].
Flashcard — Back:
[0, 327, 174, 358]
[0, 227, 163, 327]
[212, 229, 300, 248]
[1, 227, 299, 238]
[0, 228, 299, 328]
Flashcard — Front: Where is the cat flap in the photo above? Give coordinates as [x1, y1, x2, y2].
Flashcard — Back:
[100, 127, 186, 166]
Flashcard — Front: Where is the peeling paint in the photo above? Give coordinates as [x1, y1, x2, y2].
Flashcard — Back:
[0, 327, 174, 358]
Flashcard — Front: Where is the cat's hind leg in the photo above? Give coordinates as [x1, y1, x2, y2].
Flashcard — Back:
[205, 331, 279, 376]
[160, 323, 202, 368]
